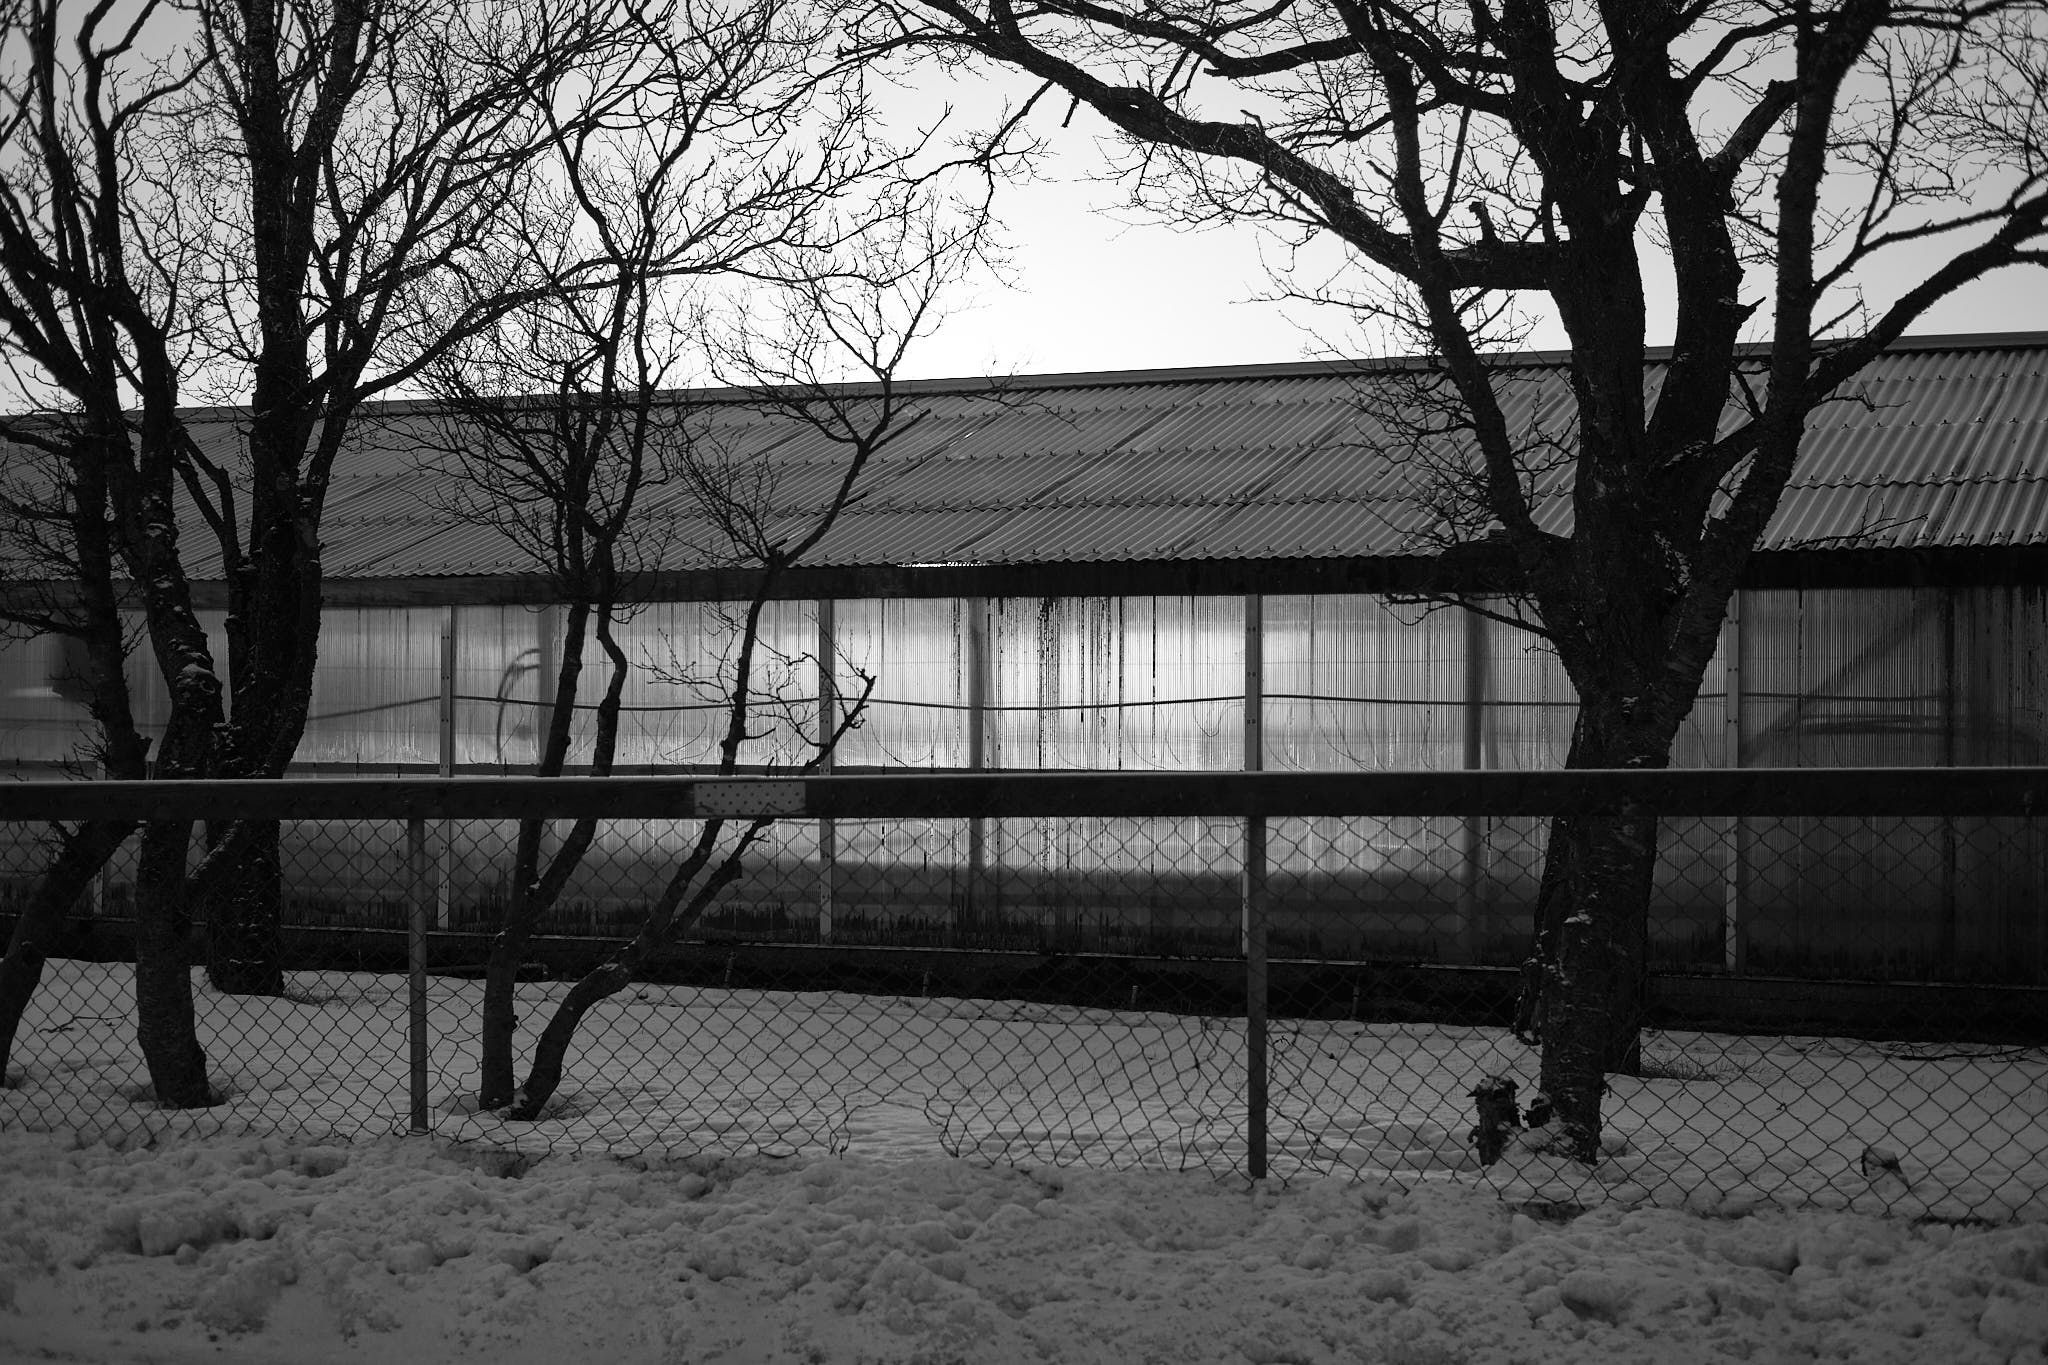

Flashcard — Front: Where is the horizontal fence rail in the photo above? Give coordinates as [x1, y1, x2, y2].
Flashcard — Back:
[3, 766, 2043, 820]
[3, 769, 2045, 1224]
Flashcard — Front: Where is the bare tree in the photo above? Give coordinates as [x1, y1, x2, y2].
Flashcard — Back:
[0, 0, 229, 1105]
[501, 238, 981, 1120]
[405, 0, 997, 1113]
[420, 242, 980, 1119]
[161, 0, 643, 997]
[406, 57, 717, 1110]
[844, 0, 2048, 1159]
[0, 419, 150, 1088]
[408, 16, 993, 1108]
[0, 0, 669, 1101]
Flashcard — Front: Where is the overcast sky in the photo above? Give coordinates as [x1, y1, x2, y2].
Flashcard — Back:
[898, 88, 2048, 382]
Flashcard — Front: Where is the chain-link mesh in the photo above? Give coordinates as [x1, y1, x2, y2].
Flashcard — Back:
[3, 779, 2043, 1223]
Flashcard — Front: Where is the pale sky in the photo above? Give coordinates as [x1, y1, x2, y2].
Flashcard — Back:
[896, 80, 2048, 382]
[8, 17, 2044, 397]
[909, 172, 2048, 381]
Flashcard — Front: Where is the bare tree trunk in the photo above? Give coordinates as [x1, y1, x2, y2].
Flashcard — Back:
[1536, 804, 1659, 1161]
[1526, 812, 1648, 1079]
[0, 819, 134, 1085]
[477, 832, 545, 1111]
[509, 817, 763, 1119]
[511, 956, 635, 1118]
[479, 806, 622, 1109]
[124, 579, 226, 1108]
[133, 820, 212, 1108]
[1522, 684, 1670, 1159]
[200, 821, 286, 997]
[477, 601, 601, 1110]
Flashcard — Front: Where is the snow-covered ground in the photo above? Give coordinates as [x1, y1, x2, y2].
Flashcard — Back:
[3, 960, 2047, 1362]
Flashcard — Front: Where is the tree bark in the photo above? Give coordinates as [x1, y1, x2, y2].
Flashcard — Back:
[200, 821, 286, 997]
[479, 601, 614, 1113]
[507, 959, 628, 1120]
[477, 862, 539, 1111]
[478, 815, 565, 1109]
[508, 817, 762, 1120]
[480, 803, 625, 1109]
[133, 819, 213, 1108]
[122, 555, 226, 1108]
[1518, 671, 1685, 1160]
[1528, 811, 1648, 1078]
[1534, 804, 1660, 1161]
[0, 819, 134, 1085]
[478, 601, 596, 1110]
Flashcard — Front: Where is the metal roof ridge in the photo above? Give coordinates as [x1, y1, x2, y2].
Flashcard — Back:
[144, 330, 2048, 424]
[1790, 469, 2048, 487]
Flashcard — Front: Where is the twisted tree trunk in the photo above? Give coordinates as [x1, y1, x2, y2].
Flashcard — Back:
[508, 817, 766, 1120]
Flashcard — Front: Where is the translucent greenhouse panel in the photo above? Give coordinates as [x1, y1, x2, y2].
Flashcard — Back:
[1733, 586, 1963, 979]
[453, 603, 553, 770]
[1481, 615, 1575, 770]
[454, 601, 819, 772]
[16, 607, 439, 772]
[1669, 622, 1732, 772]
[831, 598, 968, 768]
[1262, 594, 1459, 771]
[116, 605, 446, 770]
[606, 600, 817, 769]
[1953, 583, 2048, 765]
[0, 631, 97, 769]
[988, 595, 1243, 770]
[0, 608, 449, 772]
[1740, 586, 1945, 767]
[296, 607, 443, 766]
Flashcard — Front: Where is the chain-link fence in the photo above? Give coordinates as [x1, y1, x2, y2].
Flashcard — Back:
[2, 771, 2043, 1222]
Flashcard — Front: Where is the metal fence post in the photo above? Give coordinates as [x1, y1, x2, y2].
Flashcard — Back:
[1721, 596, 1748, 973]
[437, 608, 456, 930]
[1940, 585, 1959, 975]
[964, 596, 989, 943]
[1457, 605, 1487, 962]
[1244, 813, 1269, 1183]
[818, 598, 836, 947]
[1242, 593, 1268, 1181]
[407, 815, 431, 1135]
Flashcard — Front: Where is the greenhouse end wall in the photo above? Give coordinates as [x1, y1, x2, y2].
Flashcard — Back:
[1, 584, 2043, 982]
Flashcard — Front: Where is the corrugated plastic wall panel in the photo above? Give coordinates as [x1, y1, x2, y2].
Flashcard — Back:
[833, 597, 970, 768]
[988, 595, 1245, 771]
[1263, 594, 1462, 772]
[3, 584, 2042, 779]
[1739, 587, 1948, 767]
[297, 608, 444, 766]
[0, 632, 96, 766]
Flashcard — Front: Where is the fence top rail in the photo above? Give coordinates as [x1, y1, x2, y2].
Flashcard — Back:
[0, 768, 2041, 822]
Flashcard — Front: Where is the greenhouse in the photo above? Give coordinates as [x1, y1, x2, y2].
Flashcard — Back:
[2, 333, 2044, 983]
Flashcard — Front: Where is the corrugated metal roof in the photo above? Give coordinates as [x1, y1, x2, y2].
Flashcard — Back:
[1762, 483, 1952, 552]
[153, 332, 2048, 579]
[798, 506, 1014, 566]
[1793, 416, 2006, 485]
[321, 520, 476, 577]
[1200, 498, 1448, 557]
[960, 500, 1240, 562]
[1930, 477, 2048, 546]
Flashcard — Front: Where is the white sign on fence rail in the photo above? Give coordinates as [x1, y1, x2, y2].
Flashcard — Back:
[693, 780, 808, 817]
